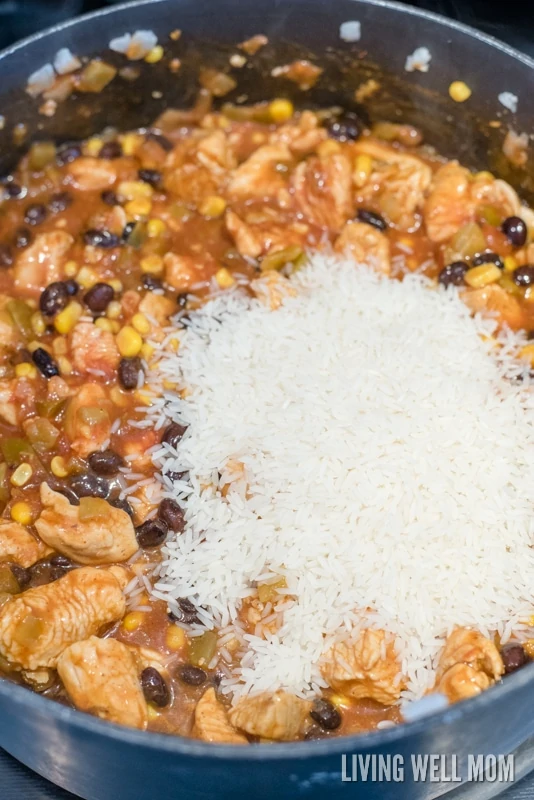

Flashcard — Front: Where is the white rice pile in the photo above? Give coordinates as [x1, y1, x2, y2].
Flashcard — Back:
[147, 253, 534, 702]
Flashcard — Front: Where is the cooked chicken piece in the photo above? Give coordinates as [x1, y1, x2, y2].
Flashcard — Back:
[86, 204, 127, 237]
[0, 378, 19, 426]
[0, 521, 51, 567]
[35, 484, 138, 565]
[229, 691, 312, 741]
[227, 144, 293, 202]
[131, 483, 162, 525]
[164, 252, 214, 292]
[69, 322, 120, 379]
[66, 157, 117, 191]
[64, 383, 113, 457]
[292, 153, 353, 232]
[225, 209, 308, 260]
[115, 426, 160, 472]
[353, 141, 432, 231]
[164, 131, 234, 205]
[57, 636, 148, 729]
[335, 220, 391, 275]
[225, 210, 264, 259]
[271, 60, 323, 90]
[195, 130, 237, 173]
[0, 566, 126, 670]
[193, 688, 247, 744]
[14, 231, 74, 295]
[460, 284, 524, 330]
[321, 629, 402, 705]
[251, 271, 297, 310]
[436, 628, 503, 703]
[269, 111, 327, 156]
[138, 292, 176, 328]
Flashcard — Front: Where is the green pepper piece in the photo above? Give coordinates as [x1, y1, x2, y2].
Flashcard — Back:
[188, 630, 217, 667]
[7, 299, 33, 338]
[1, 437, 34, 467]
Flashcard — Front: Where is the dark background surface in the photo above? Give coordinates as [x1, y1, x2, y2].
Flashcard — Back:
[0, 0, 533, 798]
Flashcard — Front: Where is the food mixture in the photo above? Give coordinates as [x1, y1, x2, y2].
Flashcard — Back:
[1, 86, 534, 743]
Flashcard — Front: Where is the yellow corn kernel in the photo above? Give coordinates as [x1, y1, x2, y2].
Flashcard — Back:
[125, 198, 152, 218]
[57, 356, 73, 375]
[520, 344, 534, 366]
[52, 337, 67, 356]
[109, 279, 123, 294]
[317, 140, 341, 158]
[141, 343, 154, 361]
[147, 704, 160, 722]
[134, 389, 153, 407]
[140, 254, 164, 274]
[504, 256, 518, 273]
[64, 260, 78, 278]
[120, 133, 143, 156]
[51, 455, 68, 478]
[85, 136, 103, 156]
[27, 340, 42, 354]
[131, 313, 151, 335]
[118, 180, 153, 201]
[464, 264, 501, 288]
[11, 463, 33, 487]
[268, 98, 294, 123]
[499, 274, 522, 297]
[474, 171, 494, 182]
[166, 625, 185, 650]
[122, 611, 144, 632]
[11, 502, 33, 525]
[145, 45, 164, 64]
[110, 320, 121, 334]
[449, 81, 472, 103]
[169, 337, 180, 352]
[110, 386, 129, 407]
[94, 317, 114, 332]
[329, 693, 352, 708]
[15, 362, 37, 379]
[163, 379, 177, 390]
[524, 639, 534, 659]
[215, 267, 236, 289]
[147, 218, 166, 238]
[106, 301, 122, 320]
[54, 301, 83, 335]
[198, 195, 227, 218]
[116, 326, 143, 357]
[75, 266, 98, 289]
[352, 154, 373, 188]
[31, 312, 46, 336]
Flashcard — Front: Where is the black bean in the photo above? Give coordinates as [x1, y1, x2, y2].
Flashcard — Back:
[471, 251, 504, 269]
[83, 229, 121, 248]
[24, 203, 47, 226]
[356, 209, 387, 232]
[14, 227, 32, 248]
[4, 182, 23, 199]
[69, 472, 109, 499]
[146, 131, 173, 152]
[56, 143, 82, 166]
[439, 261, 468, 288]
[501, 642, 529, 675]
[161, 422, 187, 449]
[101, 190, 119, 206]
[122, 222, 136, 242]
[178, 665, 207, 686]
[110, 497, 134, 517]
[84, 282, 114, 313]
[140, 667, 170, 707]
[32, 347, 59, 378]
[0, 244, 13, 268]
[118, 357, 143, 390]
[138, 169, 161, 187]
[142, 274, 164, 292]
[9, 563, 31, 590]
[310, 699, 342, 731]
[88, 449, 125, 476]
[49, 554, 74, 581]
[176, 293, 188, 309]
[28, 558, 58, 588]
[64, 279, 79, 296]
[168, 598, 200, 625]
[48, 192, 72, 214]
[136, 519, 168, 548]
[99, 141, 123, 159]
[158, 498, 185, 532]
[40, 282, 69, 316]
[512, 265, 534, 287]
[327, 113, 362, 142]
[502, 216, 527, 248]
[165, 470, 189, 484]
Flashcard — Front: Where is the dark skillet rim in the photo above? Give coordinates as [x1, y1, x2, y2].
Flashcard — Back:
[0, 0, 534, 761]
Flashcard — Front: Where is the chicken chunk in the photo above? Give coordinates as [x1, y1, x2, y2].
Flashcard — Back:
[35, 484, 138, 565]
[14, 231, 74, 296]
[321, 629, 402, 705]
[291, 153, 353, 232]
[193, 688, 247, 744]
[69, 322, 120, 379]
[335, 220, 391, 275]
[67, 157, 117, 191]
[57, 636, 148, 730]
[0, 378, 19, 426]
[225, 210, 264, 259]
[436, 628, 503, 703]
[64, 383, 113, 457]
[229, 691, 312, 741]
[164, 131, 234, 205]
[437, 663, 492, 703]
[269, 111, 327, 157]
[251, 271, 297, 310]
[227, 144, 293, 202]
[0, 566, 126, 670]
[138, 292, 176, 328]
[460, 284, 524, 330]
[164, 252, 215, 292]
[0, 521, 51, 567]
